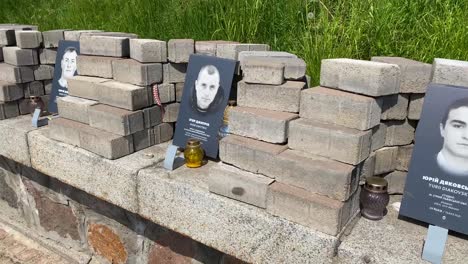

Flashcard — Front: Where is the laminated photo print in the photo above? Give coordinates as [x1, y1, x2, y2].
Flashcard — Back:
[48, 40, 79, 113]
[173, 54, 236, 158]
[400, 83, 468, 235]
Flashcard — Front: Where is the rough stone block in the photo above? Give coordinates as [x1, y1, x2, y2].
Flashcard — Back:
[238, 51, 297, 63]
[374, 147, 398, 175]
[320, 59, 400, 96]
[24, 81, 44, 97]
[0, 29, 16, 46]
[42, 30, 65, 48]
[371, 57, 431, 93]
[168, 39, 194, 63]
[49, 117, 134, 159]
[32, 64, 54, 80]
[240, 53, 305, 80]
[0, 115, 38, 166]
[39, 48, 57, 64]
[195, 40, 237, 56]
[273, 149, 360, 201]
[288, 118, 372, 165]
[266, 182, 358, 236]
[67, 76, 110, 100]
[162, 103, 180, 122]
[130, 39, 167, 63]
[408, 94, 424, 120]
[385, 171, 407, 194]
[241, 57, 284, 85]
[229, 106, 298, 143]
[79, 35, 132, 57]
[380, 94, 409, 120]
[15, 30, 43, 49]
[0, 81, 23, 102]
[163, 63, 187, 83]
[112, 59, 162, 86]
[397, 144, 413, 171]
[96, 80, 152, 110]
[138, 164, 340, 263]
[0, 101, 19, 120]
[64, 30, 102, 41]
[156, 83, 175, 103]
[142, 105, 163, 128]
[18, 98, 30, 115]
[431, 58, 468, 87]
[175, 82, 184, 102]
[43, 80, 52, 95]
[300, 87, 382, 130]
[216, 43, 269, 60]
[2, 47, 39, 66]
[82, 31, 138, 38]
[0, 63, 34, 83]
[209, 163, 274, 208]
[77, 55, 122, 78]
[359, 152, 376, 182]
[132, 123, 173, 151]
[48, 117, 81, 146]
[237, 81, 304, 113]
[384, 120, 415, 146]
[219, 135, 287, 178]
[371, 123, 387, 151]
[57, 96, 98, 124]
[88, 104, 144, 136]
[29, 128, 166, 213]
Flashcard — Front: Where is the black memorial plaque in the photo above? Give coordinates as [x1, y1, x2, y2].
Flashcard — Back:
[48, 40, 80, 113]
[400, 83, 468, 235]
[172, 54, 236, 158]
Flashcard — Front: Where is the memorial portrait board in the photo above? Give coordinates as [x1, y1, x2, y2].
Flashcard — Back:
[173, 54, 236, 158]
[400, 83, 468, 235]
[48, 40, 80, 113]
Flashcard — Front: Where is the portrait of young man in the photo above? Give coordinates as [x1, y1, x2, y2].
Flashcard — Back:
[400, 84, 468, 236]
[437, 97, 468, 176]
[173, 54, 236, 158]
[58, 47, 78, 89]
[48, 40, 80, 114]
[191, 64, 224, 113]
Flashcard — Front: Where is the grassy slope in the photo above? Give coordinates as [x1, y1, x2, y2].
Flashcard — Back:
[1, 0, 467, 85]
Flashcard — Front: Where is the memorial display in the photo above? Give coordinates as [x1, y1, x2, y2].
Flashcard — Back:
[400, 83, 468, 235]
[48, 40, 79, 113]
[173, 54, 236, 158]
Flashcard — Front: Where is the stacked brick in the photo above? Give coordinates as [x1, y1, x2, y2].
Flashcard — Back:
[209, 51, 363, 237]
[49, 32, 175, 160]
[361, 57, 430, 194]
[0, 24, 54, 120]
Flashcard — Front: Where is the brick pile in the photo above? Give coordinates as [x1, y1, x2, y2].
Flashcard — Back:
[0, 24, 53, 120]
[207, 51, 367, 237]
[50, 32, 173, 159]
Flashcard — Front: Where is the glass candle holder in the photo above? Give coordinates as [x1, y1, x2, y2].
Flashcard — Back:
[184, 139, 204, 168]
[360, 177, 390, 221]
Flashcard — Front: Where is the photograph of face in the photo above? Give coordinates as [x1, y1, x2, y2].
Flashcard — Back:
[399, 84, 468, 236]
[58, 47, 78, 88]
[192, 65, 223, 112]
[437, 98, 468, 176]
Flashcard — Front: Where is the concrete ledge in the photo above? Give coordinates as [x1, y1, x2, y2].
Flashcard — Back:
[337, 196, 468, 263]
[27, 128, 168, 213]
[138, 164, 339, 263]
[0, 115, 38, 166]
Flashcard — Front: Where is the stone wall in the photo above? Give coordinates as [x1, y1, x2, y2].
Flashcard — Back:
[0, 155, 242, 264]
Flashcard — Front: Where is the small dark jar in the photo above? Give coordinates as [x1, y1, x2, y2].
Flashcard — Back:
[360, 177, 390, 220]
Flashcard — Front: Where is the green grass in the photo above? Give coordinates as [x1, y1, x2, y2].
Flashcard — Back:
[1, 0, 467, 85]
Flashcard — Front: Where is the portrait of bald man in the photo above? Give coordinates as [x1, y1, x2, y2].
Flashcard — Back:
[191, 64, 224, 113]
